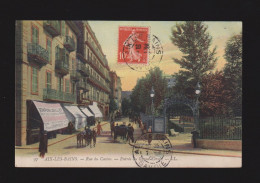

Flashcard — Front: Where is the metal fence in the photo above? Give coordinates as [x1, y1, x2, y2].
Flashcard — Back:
[198, 116, 242, 140]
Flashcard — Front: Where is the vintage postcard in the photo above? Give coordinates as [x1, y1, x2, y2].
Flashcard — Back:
[15, 21, 242, 168]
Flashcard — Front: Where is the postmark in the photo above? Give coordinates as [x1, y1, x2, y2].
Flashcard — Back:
[132, 133, 173, 167]
[118, 26, 163, 72]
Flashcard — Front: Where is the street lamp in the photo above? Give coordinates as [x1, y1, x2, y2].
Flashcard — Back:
[150, 86, 155, 131]
[194, 82, 201, 131]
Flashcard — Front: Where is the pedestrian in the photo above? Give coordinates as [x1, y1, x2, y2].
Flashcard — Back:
[148, 126, 152, 133]
[127, 123, 135, 143]
[39, 130, 48, 158]
[191, 128, 199, 148]
[97, 122, 102, 136]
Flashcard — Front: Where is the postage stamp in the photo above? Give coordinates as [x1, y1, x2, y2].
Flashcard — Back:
[118, 26, 150, 65]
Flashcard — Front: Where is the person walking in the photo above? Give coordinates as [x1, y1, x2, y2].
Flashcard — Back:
[191, 128, 199, 148]
[97, 122, 103, 136]
[39, 130, 48, 158]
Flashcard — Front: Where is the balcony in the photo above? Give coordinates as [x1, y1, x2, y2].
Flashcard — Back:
[64, 35, 76, 52]
[77, 61, 89, 76]
[27, 43, 49, 65]
[77, 80, 89, 92]
[55, 48, 69, 75]
[43, 88, 76, 103]
[43, 21, 61, 37]
[70, 70, 81, 81]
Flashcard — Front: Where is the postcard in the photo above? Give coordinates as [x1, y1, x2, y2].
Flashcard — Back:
[15, 20, 242, 167]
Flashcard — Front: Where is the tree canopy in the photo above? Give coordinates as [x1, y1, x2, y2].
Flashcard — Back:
[170, 21, 218, 99]
[130, 67, 167, 115]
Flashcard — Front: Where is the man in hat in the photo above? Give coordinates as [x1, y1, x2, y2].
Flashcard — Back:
[127, 123, 135, 143]
[39, 130, 48, 158]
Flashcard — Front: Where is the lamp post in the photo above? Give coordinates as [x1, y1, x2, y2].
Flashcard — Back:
[150, 86, 155, 130]
[194, 82, 201, 131]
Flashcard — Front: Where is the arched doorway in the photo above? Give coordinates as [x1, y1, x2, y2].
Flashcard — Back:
[163, 94, 197, 134]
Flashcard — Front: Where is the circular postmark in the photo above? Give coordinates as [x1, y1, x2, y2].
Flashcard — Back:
[132, 133, 172, 168]
[123, 34, 163, 72]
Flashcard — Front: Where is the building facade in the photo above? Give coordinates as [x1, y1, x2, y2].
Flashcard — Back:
[15, 21, 80, 146]
[15, 20, 111, 146]
[75, 21, 111, 120]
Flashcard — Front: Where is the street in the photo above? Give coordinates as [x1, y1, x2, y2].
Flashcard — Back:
[15, 118, 242, 168]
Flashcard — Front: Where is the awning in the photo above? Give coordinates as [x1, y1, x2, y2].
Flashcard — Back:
[32, 101, 69, 132]
[63, 105, 87, 130]
[80, 107, 94, 117]
[88, 102, 103, 118]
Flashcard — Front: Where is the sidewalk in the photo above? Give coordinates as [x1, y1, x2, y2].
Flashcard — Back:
[15, 121, 110, 150]
[131, 127, 242, 158]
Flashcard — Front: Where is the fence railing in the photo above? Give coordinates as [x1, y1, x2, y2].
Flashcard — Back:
[198, 116, 242, 140]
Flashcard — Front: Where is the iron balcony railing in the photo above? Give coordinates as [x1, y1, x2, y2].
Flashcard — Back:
[27, 43, 49, 65]
[43, 21, 61, 37]
[77, 60, 89, 76]
[43, 88, 76, 103]
[70, 70, 81, 81]
[55, 48, 69, 75]
[89, 74, 110, 93]
[77, 80, 89, 92]
[64, 35, 76, 52]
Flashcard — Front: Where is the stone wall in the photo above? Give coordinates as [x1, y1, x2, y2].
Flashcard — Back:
[196, 139, 242, 151]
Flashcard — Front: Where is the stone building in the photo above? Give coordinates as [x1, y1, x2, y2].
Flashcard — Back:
[15, 20, 111, 146]
[75, 21, 111, 120]
[15, 21, 80, 146]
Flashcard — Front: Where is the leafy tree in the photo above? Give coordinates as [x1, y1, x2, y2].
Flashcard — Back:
[200, 71, 232, 116]
[170, 21, 218, 99]
[109, 97, 118, 117]
[130, 67, 167, 115]
[122, 98, 131, 116]
[223, 33, 242, 116]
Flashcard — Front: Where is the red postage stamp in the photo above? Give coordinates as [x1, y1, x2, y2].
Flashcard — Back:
[118, 26, 150, 64]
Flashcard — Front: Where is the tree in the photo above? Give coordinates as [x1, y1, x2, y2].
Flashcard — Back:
[130, 67, 167, 115]
[109, 97, 118, 118]
[170, 21, 218, 99]
[200, 71, 232, 116]
[122, 98, 131, 116]
[223, 33, 242, 116]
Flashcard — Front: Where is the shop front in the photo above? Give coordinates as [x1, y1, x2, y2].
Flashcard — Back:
[62, 105, 87, 130]
[26, 100, 70, 145]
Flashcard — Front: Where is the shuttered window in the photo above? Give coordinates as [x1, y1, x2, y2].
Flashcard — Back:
[65, 79, 70, 93]
[57, 77, 63, 92]
[46, 39, 51, 63]
[46, 72, 51, 89]
[55, 45, 60, 60]
[32, 26, 39, 44]
[31, 67, 38, 93]
[61, 21, 65, 36]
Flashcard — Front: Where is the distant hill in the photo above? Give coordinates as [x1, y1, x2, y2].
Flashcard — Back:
[121, 91, 132, 100]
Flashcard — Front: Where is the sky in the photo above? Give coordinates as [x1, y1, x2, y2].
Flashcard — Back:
[88, 21, 242, 91]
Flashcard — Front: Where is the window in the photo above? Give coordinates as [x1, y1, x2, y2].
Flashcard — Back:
[66, 27, 69, 36]
[46, 38, 52, 64]
[65, 54, 69, 67]
[65, 79, 70, 93]
[31, 67, 38, 94]
[61, 21, 65, 36]
[57, 76, 63, 91]
[46, 71, 52, 89]
[31, 25, 39, 44]
[72, 59, 75, 70]
[55, 45, 60, 60]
